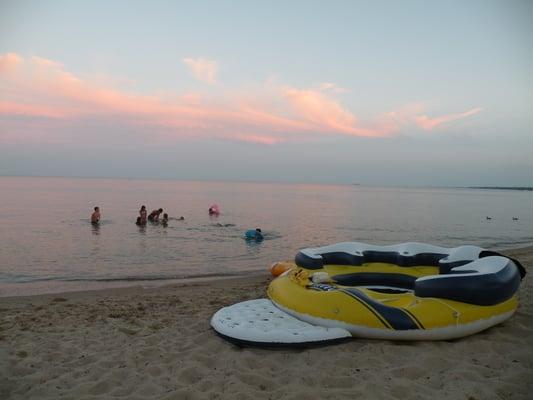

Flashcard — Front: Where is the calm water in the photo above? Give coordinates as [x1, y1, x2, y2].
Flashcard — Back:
[1, 177, 532, 296]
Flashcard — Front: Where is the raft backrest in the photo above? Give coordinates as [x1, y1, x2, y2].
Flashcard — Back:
[296, 242, 482, 270]
[415, 256, 521, 305]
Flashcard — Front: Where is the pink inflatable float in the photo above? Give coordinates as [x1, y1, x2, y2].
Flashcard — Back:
[209, 204, 220, 216]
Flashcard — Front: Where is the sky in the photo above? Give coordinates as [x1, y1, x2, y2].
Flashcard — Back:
[0, 0, 532, 186]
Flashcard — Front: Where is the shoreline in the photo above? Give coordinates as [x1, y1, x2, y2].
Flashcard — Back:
[1, 246, 532, 399]
[0, 270, 270, 299]
[0, 271, 270, 302]
[2, 244, 532, 300]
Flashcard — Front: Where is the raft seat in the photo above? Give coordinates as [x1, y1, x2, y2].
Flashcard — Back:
[329, 258, 521, 306]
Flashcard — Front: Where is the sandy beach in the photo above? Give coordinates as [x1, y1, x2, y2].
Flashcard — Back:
[1, 247, 532, 400]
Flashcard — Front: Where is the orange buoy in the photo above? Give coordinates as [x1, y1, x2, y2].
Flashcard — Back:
[270, 261, 294, 277]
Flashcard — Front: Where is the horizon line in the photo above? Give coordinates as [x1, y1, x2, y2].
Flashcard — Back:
[1, 174, 531, 190]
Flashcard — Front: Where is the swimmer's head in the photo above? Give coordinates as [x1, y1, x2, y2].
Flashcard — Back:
[94, 206, 99, 212]
[141, 205, 146, 211]
[256, 228, 262, 233]
[158, 208, 163, 213]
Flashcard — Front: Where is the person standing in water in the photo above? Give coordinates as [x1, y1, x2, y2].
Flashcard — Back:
[139, 205, 147, 225]
[91, 206, 101, 224]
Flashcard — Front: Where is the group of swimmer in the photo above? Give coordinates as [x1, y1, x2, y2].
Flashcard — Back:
[90, 204, 263, 241]
[91, 205, 183, 227]
[135, 206, 183, 226]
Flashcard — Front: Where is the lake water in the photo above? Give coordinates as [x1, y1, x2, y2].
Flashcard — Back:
[1, 176, 532, 297]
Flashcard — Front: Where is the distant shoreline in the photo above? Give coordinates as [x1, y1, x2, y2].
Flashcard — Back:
[2, 176, 532, 190]
[468, 186, 533, 191]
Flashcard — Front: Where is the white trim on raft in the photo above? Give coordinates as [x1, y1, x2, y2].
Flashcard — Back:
[300, 242, 484, 262]
[272, 301, 516, 341]
[440, 245, 485, 264]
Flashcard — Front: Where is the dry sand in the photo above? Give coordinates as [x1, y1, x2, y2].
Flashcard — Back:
[1, 247, 532, 400]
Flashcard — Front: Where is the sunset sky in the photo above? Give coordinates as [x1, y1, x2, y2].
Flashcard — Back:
[1, 0, 532, 185]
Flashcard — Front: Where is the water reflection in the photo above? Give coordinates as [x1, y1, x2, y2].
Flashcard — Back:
[91, 223, 100, 235]
[244, 237, 263, 257]
[244, 238, 264, 248]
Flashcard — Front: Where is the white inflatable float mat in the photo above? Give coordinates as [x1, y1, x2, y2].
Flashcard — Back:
[211, 299, 351, 347]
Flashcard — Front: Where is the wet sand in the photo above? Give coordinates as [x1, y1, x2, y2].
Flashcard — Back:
[1, 247, 532, 399]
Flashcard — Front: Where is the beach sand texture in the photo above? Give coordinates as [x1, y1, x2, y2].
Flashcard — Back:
[1, 247, 532, 400]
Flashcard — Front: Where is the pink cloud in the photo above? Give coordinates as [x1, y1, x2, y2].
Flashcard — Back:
[30, 56, 64, 69]
[380, 103, 484, 132]
[230, 134, 286, 145]
[318, 82, 349, 93]
[0, 101, 67, 118]
[0, 53, 484, 145]
[415, 108, 483, 130]
[283, 88, 388, 137]
[183, 57, 218, 84]
[0, 52, 22, 74]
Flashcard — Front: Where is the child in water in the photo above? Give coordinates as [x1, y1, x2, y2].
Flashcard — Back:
[245, 228, 263, 241]
[161, 213, 169, 226]
[139, 205, 147, 224]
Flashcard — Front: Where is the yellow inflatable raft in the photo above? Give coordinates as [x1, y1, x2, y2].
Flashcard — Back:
[268, 242, 525, 340]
